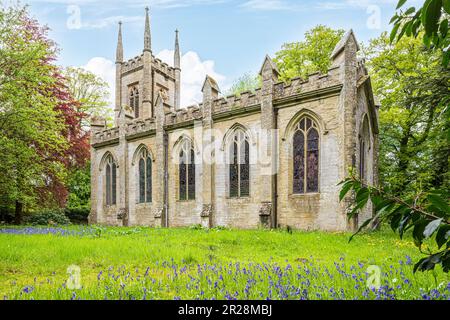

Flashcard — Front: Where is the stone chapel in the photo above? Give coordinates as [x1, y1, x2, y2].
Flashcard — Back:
[89, 8, 379, 231]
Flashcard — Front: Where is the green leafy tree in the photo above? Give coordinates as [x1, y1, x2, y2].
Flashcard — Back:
[391, 0, 450, 66]
[227, 73, 261, 96]
[364, 33, 449, 196]
[66, 163, 91, 210]
[63, 67, 112, 128]
[274, 25, 345, 82]
[341, 30, 449, 273]
[0, 5, 68, 222]
[62, 68, 111, 212]
[340, 174, 450, 273]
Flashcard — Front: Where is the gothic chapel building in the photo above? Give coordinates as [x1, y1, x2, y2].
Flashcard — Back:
[89, 9, 379, 231]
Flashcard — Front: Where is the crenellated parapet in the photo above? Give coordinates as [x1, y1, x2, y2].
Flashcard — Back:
[122, 55, 144, 75]
[273, 67, 342, 101]
[212, 89, 262, 115]
[92, 127, 120, 146]
[121, 54, 176, 80]
[126, 118, 156, 139]
[152, 58, 175, 79]
[165, 104, 203, 127]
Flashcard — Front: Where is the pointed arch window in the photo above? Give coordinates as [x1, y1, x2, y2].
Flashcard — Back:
[138, 148, 152, 203]
[293, 117, 319, 194]
[179, 140, 195, 201]
[359, 116, 370, 185]
[229, 130, 250, 198]
[105, 155, 117, 206]
[129, 87, 140, 118]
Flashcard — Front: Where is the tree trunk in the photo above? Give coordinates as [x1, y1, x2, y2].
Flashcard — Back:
[14, 200, 23, 225]
[394, 125, 412, 195]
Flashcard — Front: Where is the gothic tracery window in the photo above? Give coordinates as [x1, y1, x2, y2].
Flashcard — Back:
[359, 116, 370, 185]
[229, 129, 250, 198]
[179, 140, 195, 201]
[129, 87, 140, 118]
[105, 154, 117, 206]
[293, 117, 319, 194]
[138, 148, 152, 203]
[359, 139, 366, 183]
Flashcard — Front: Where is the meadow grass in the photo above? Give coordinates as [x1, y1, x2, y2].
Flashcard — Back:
[0, 225, 448, 300]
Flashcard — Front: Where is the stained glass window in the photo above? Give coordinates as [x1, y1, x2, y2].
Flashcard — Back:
[179, 150, 187, 201]
[359, 117, 370, 185]
[111, 161, 117, 205]
[229, 142, 239, 198]
[293, 131, 305, 194]
[240, 140, 250, 197]
[229, 130, 250, 198]
[293, 117, 319, 194]
[179, 140, 195, 201]
[137, 148, 152, 204]
[139, 158, 145, 203]
[188, 149, 196, 200]
[105, 155, 117, 206]
[146, 155, 152, 202]
[106, 164, 111, 206]
[306, 128, 319, 193]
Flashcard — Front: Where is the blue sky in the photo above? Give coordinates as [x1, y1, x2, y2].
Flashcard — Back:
[21, 0, 411, 106]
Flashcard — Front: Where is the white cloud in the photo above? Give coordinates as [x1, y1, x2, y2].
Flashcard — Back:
[81, 57, 116, 111]
[80, 50, 225, 112]
[156, 50, 226, 106]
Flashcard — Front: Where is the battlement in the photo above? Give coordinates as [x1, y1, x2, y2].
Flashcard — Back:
[126, 118, 156, 138]
[273, 66, 341, 100]
[152, 58, 176, 78]
[212, 89, 262, 115]
[122, 55, 144, 74]
[92, 127, 120, 146]
[121, 54, 176, 79]
[165, 104, 203, 127]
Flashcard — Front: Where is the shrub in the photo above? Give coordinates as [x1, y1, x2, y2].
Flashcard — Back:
[25, 209, 71, 226]
[189, 224, 204, 230]
[65, 207, 90, 224]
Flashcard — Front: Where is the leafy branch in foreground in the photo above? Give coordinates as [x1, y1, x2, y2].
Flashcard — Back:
[339, 174, 450, 273]
[390, 0, 450, 66]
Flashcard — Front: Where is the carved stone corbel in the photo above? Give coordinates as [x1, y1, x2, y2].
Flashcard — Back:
[201, 204, 213, 218]
[259, 202, 272, 217]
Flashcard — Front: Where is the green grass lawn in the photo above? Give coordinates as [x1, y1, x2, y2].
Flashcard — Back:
[0, 225, 448, 300]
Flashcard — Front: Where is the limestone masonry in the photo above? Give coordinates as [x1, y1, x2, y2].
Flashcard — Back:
[89, 9, 379, 231]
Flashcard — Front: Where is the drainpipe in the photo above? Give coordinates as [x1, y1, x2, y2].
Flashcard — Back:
[164, 131, 169, 227]
[273, 109, 279, 229]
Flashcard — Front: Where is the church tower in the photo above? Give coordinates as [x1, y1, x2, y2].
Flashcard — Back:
[113, 7, 181, 124]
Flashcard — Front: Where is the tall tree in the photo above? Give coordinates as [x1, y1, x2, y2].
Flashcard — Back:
[0, 5, 90, 220]
[227, 73, 261, 96]
[364, 33, 449, 196]
[273, 25, 345, 82]
[63, 67, 112, 128]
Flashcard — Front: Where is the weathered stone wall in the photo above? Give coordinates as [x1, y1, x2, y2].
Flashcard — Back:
[126, 136, 158, 226]
[90, 145, 123, 226]
[212, 113, 263, 229]
[276, 95, 347, 231]
[90, 29, 379, 232]
[355, 86, 377, 226]
[166, 128, 203, 227]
